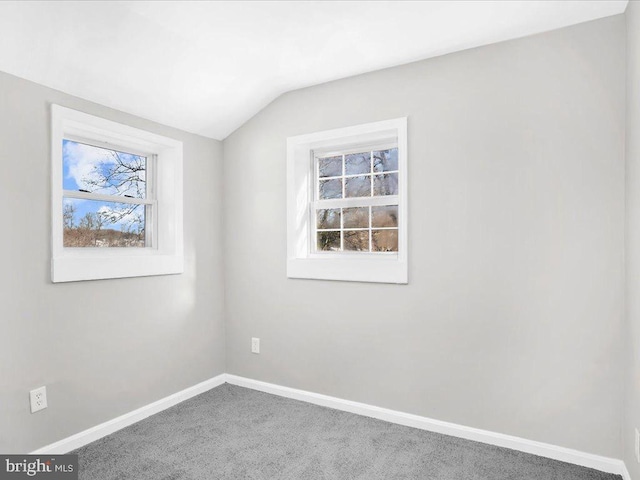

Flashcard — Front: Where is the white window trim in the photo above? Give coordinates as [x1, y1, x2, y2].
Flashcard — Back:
[51, 105, 184, 283]
[287, 118, 408, 284]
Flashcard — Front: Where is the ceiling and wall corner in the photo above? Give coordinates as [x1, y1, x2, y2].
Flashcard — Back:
[0, 1, 627, 140]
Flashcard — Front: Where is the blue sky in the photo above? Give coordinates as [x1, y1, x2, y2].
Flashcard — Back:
[63, 139, 146, 232]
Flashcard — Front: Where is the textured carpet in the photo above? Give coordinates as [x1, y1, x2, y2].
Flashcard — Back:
[73, 384, 621, 480]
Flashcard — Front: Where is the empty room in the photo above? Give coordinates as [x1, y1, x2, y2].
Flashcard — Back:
[2, 0, 640, 478]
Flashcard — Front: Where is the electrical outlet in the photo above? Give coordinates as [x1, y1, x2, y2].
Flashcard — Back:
[251, 337, 260, 354]
[635, 428, 640, 463]
[30, 386, 47, 413]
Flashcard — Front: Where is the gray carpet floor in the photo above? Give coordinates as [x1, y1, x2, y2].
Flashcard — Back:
[73, 384, 621, 480]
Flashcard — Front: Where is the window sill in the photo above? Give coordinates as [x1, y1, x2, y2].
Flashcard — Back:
[287, 256, 407, 284]
[52, 253, 184, 283]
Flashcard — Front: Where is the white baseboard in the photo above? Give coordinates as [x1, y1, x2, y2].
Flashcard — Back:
[29, 372, 632, 479]
[31, 374, 226, 454]
[226, 374, 630, 478]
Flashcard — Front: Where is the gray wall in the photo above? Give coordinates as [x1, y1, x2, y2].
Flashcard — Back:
[0, 72, 226, 453]
[223, 16, 626, 458]
[627, 2, 640, 478]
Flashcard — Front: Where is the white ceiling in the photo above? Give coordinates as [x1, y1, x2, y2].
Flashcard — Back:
[0, 1, 628, 140]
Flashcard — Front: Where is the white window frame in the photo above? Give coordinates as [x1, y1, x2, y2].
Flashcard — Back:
[287, 118, 408, 284]
[51, 105, 184, 283]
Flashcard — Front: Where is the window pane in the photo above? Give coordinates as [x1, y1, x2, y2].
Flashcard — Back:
[317, 231, 341, 251]
[63, 198, 146, 247]
[316, 209, 340, 229]
[345, 152, 371, 175]
[373, 148, 398, 172]
[372, 205, 398, 228]
[344, 230, 369, 251]
[318, 155, 342, 178]
[319, 178, 343, 199]
[372, 229, 398, 252]
[345, 175, 371, 198]
[373, 173, 398, 196]
[63, 139, 146, 198]
[343, 207, 369, 228]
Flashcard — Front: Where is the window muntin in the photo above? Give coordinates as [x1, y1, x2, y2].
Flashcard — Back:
[314, 146, 399, 254]
[61, 139, 155, 248]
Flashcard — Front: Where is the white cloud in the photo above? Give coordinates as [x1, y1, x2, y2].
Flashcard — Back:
[63, 141, 115, 191]
[97, 205, 143, 230]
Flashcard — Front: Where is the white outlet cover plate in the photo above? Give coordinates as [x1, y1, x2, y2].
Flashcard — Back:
[251, 338, 260, 354]
[635, 428, 640, 463]
[30, 386, 47, 413]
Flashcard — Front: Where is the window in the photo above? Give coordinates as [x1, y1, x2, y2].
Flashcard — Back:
[51, 105, 183, 283]
[62, 140, 151, 248]
[287, 118, 407, 284]
[315, 146, 399, 254]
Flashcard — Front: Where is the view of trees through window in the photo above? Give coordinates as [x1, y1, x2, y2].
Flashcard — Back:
[62, 140, 148, 247]
[316, 148, 399, 253]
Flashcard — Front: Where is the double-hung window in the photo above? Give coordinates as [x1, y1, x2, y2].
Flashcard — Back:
[287, 118, 407, 284]
[314, 145, 399, 254]
[51, 105, 183, 283]
[61, 139, 154, 249]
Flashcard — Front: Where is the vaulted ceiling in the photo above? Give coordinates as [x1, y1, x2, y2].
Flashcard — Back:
[0, 1, 628, 140]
